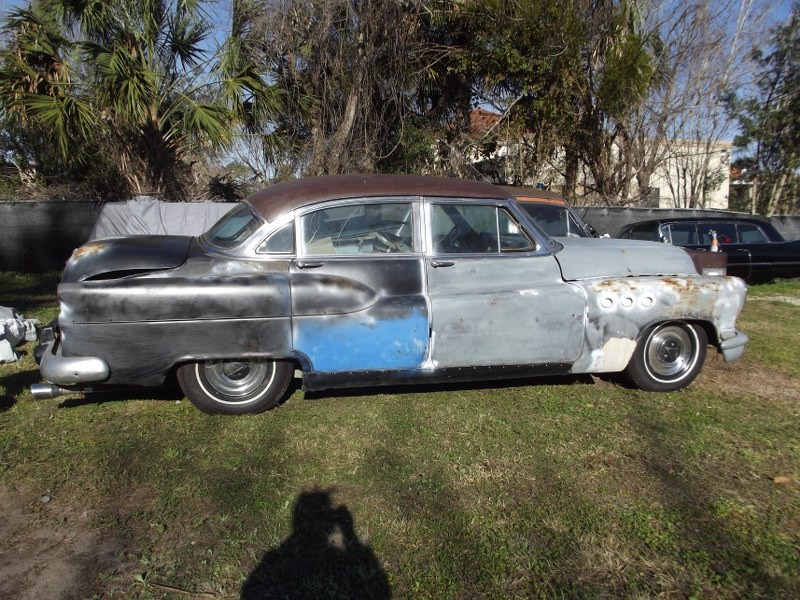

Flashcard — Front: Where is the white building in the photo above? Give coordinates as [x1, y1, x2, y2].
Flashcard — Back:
[646, 140, 731, 210]
[460, 110, 732, 209]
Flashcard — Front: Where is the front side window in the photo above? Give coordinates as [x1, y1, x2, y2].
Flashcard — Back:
[666, 223, 699, 245]
[431, 203, 533, 254]
[203, 203, 263, 250]
[499, 209, 536, 251]
[300, 202, 414, 255]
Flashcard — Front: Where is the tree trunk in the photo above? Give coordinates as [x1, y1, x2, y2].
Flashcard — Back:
[326, 69, 363, 174]
[766, 171, 788, 216]
[563, 148, 579, 199]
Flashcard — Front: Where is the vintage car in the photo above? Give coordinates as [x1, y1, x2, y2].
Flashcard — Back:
[618, 216, 800, 283]
[34, 175, 749, 414]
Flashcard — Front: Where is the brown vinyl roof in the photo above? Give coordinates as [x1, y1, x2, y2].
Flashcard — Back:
[245, 174, 512, 222]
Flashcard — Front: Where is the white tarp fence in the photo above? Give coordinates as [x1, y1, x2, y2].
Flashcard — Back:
[89, 196, 235, 240]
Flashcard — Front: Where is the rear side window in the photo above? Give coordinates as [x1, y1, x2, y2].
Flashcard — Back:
[301, 202, 414, 255]
[738, 223, 769, 243]
[700, 222, 738, 245]
[257, 222, 295, 254]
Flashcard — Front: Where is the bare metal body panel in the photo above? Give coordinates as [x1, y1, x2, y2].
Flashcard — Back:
[427, 254, 584, 366]
[291, 256, 429, 372]
[554, 237, 699, 280]
[571, 275, 748, 374]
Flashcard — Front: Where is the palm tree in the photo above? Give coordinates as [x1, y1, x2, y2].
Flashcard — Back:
[0, 1, 245, 198]
[0, 7, 95, 184]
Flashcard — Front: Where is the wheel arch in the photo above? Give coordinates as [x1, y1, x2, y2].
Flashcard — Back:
[632, 317, 716, 347]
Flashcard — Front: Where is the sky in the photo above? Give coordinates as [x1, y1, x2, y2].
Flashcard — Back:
[0, 0, 231, 41]
[0, 0, 792, 31]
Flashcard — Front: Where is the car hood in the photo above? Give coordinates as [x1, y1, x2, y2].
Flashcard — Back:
[62, 235, 194, 283]
[553, 237, 698, 281]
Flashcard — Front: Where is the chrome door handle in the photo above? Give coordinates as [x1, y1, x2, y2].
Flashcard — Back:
[431, 260, 455, 268]
[296, 261, 324, 269]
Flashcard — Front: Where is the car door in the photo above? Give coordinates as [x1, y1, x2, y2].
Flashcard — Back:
[290, 198, 429, 373]
[424, 199, 586, 368]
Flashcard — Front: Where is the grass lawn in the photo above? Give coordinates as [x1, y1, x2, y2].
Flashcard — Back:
[1, 273, 798, 599]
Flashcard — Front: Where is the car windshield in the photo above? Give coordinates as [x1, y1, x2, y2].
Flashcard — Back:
[519, 203, 587, 237]
[202, 203, 264, 249]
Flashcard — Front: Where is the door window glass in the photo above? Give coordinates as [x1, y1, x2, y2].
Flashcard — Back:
[738, 223, 769, 243]
[432, 204, 496, 253]
[625, 223, 659, 241]
[498, 209, 536, 251]
[667, 223, 699, 245]
[700, 222, 738, 245]
[256, 222, 294, 254]
[301, 202, 413, 255]
[431, 204, 533, 254]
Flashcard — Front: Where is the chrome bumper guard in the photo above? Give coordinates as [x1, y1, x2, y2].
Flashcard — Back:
[718, 329, 749, 363]
[38, 336, 110, 386]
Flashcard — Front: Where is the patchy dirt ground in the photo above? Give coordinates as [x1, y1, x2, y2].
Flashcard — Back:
[1, 343, 797, 598]
[751, 295, 800, 307]
[0, 484, 125, 599]
[699, 351, 800, 405]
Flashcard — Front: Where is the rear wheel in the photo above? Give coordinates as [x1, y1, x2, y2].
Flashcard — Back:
[177, 358, 294, 414]
[624, 322, 707, 392]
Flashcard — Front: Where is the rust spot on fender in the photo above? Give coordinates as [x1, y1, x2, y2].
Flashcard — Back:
[70, 242, 107, 260]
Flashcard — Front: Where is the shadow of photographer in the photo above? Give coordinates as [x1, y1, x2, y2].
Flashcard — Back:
[241, 488, 390, 599]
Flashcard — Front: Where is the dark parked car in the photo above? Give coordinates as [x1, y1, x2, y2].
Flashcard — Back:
[34, 175, 748, 414]
[618, 217, 800, 283]
[508, 189, 728, 276]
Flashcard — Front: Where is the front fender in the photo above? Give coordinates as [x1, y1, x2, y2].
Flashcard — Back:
[571, 275, 747, 373]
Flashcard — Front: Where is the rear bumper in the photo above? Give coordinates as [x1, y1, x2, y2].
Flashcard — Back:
[718, 329, 749, 363]
[36, 326, 109, 386]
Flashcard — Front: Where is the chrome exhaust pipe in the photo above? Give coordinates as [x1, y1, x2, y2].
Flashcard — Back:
[30, 384, 73, 400]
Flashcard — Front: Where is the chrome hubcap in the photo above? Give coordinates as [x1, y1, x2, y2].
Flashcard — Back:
[646, 325, 695, 379]
[202, 360, 271, 400]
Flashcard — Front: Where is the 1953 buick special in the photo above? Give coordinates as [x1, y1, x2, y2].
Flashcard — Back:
[34, 175, 749, 414]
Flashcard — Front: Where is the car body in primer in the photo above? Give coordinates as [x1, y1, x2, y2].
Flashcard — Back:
[34, 175, 749, 414]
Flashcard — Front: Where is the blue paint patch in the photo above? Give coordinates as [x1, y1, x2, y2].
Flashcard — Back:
[294, 306, 429, 372]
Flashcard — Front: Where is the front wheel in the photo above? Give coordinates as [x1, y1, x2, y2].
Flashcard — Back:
[177, 359, 294, 414]
[624, 322, 707, 392]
